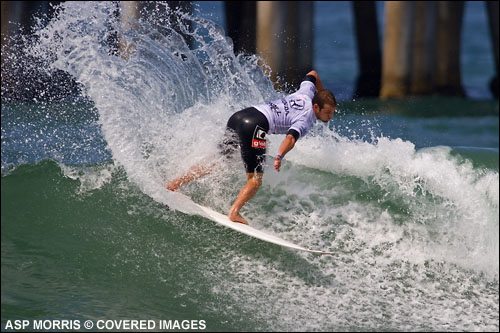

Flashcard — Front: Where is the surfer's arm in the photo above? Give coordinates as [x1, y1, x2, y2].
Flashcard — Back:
[274, 134, 296, 172]
[306, 70, 324, 91]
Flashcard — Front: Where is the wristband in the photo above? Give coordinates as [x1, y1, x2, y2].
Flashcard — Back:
[276, 154, 282, 160]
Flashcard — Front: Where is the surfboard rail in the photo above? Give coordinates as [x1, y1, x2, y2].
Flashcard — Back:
[170, 192, 333, 255]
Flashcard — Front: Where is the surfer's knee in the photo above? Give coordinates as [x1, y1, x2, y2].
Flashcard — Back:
[247, 173, 263, 187]
[251, 177, 262, 188]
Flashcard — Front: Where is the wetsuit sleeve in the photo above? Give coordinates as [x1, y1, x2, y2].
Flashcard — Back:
[303, 74, 317, 84]
[286, 129, 300, 141]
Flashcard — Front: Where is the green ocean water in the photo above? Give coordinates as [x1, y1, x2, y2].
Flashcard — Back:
[2, 160, 260, 330]
[1, 2, 499, 332]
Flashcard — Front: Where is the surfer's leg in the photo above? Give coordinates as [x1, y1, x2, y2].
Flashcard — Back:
[228, 173, 262, 225]
[228, 109, 268, 224]
[167, 119, 240, 192]
[166, 112, 244, 192]
[166, 162, 216, 191]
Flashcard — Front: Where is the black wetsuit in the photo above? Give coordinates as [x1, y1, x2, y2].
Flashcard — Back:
[219, 107, 269, 173]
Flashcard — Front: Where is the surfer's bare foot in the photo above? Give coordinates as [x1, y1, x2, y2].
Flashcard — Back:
[166, 184, 177, 191]
[165, 180, 181, 191]
[228, 209, 248, 225]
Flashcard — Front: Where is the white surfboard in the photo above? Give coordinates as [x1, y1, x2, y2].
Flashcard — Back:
[170, 192, 333, 255]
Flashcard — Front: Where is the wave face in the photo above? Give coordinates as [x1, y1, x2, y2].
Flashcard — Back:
[2, 2, 499, 331]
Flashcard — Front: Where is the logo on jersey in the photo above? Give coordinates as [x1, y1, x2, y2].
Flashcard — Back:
[280, 98, 290, 116]
[251, 126, 267, 149]
[267, 102, 279, 113]
[290, 98, 305, 110]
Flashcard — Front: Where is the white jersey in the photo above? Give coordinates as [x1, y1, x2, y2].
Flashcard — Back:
[254, 80, 316, 139]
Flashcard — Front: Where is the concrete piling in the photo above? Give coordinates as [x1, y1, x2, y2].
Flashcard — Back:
[380, 1, 416, 99]
[435, 1, 465, 96]
[410, 1, 437, 95]
[486, 1, 499, 98]
[256, 1, 313, 90]
[352, 1, 382, 98]
[225, 1, 256, 55]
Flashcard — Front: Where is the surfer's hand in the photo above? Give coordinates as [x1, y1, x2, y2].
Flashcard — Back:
[274, 156, 282, 172]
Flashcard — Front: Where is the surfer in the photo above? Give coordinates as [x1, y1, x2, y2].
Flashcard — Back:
[166, 70, 336, 225]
